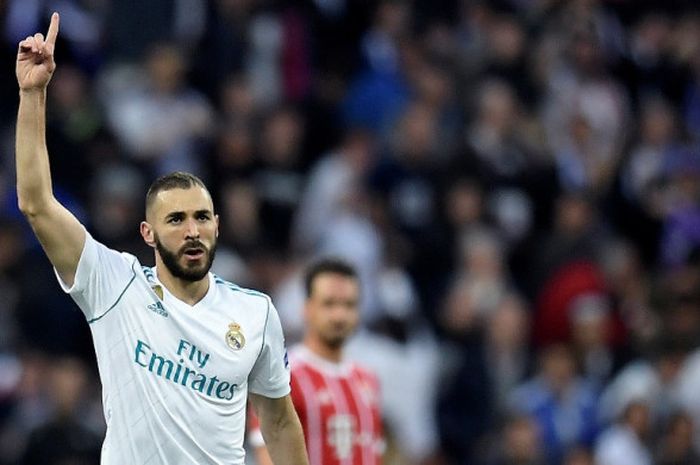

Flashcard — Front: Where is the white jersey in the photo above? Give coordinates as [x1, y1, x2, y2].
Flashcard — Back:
[56, 232, 290, 465]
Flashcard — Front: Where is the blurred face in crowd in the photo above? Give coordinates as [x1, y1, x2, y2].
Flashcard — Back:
[216, 122, 255, 168]
[147, 43, 186, 94]
[540, 344, 577, 394]
[504, 416, 542, 462]
[564, 447, 594, 465]
[478, 80, 517, 133]
[641, 99, 675, 146]
[395, 103, 437, 162]
[624, 402, 651, 437]
[411, 63, 453, 108]
[442, 278, 477, 334]
[461, 230, 504, 278]
[445, 180, 483, 227]
[665, 413, 694, 454]
[0, 221, 24, 272]
[50, 357, 89, 416]
[375, 0, 410, 38]
[51, 65, 87, 111]
[555, 194, 594, 236]
[142, 187, 219, 282]
[570, 295, 611, 351]
[305, 272, 360, 351]
[220, 179, 259, 244]
[489, 16, 525, 64]
[261, 108, 304, 166]
[488, 296, 529, 352]
[571, 34, 603, 75]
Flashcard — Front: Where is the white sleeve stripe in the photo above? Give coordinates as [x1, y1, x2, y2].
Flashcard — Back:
[87, 261, 137, 324]
[257, 297, 271, 359]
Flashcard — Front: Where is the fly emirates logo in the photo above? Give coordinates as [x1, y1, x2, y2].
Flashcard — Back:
[134, 339, 238, 400]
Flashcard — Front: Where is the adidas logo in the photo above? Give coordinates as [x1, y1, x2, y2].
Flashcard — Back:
[147, 302, 169, 318]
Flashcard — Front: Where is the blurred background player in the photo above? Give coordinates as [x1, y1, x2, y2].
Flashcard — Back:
[250, 258, 384, 465]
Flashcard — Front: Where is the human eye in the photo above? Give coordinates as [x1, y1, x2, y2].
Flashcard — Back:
[167, 214, 184, 224]
[197, 212, 211, 221]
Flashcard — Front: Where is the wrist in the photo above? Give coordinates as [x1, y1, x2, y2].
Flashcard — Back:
[19, 88, 47, 103]
[19, 87, 47, 96]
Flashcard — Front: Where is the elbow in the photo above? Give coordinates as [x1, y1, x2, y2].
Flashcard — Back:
[17, 194, 52, 219]
[18, 199, 37, 218]
[18, 198, 39, 218]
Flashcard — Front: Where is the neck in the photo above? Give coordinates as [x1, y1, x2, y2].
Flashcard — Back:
[155, 260, 210, 306]
[304, 336, 343, 363]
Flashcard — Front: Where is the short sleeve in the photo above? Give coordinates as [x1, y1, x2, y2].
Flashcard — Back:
[248, 300, 291, 398]
[54, 230, 137, 322]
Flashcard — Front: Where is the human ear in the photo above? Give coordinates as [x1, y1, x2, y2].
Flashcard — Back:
[140, 221, 156, 248]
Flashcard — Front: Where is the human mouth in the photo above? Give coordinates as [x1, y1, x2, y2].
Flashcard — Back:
[182, 246, 205, 261]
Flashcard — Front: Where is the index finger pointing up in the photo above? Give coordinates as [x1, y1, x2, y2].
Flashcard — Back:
[46, 12, 60, 49]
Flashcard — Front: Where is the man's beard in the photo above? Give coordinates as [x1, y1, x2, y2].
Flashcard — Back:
[319, 327, 353, 350]
[155, 234, 216, 282]
[321, 335, 346, 350]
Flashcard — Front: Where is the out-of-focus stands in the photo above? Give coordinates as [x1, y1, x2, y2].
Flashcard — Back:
[2, 1, 700, 464]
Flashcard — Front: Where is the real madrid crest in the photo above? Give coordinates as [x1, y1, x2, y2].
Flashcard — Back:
[226, 323, 245, 350]
[151, 284, 164, 300]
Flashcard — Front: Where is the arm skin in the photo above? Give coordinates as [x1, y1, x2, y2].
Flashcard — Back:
[15, 12, 85, 287]
[249, 393, 309, 465]
[254, 439, 275, 465]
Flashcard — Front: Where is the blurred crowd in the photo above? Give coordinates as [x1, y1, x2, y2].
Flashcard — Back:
[2, 0, 700, 464]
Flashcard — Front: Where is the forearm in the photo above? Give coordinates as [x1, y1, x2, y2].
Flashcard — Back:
[251, 394, 309, 465]
[16, 88, 54, 216]
[254, 446, 275, 465]
[261, 412, 309, 465]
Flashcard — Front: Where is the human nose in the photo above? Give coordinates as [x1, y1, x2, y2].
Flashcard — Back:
[184, 218, 200, 239]
[330, 304, 350, 319]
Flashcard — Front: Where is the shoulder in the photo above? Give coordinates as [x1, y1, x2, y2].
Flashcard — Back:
[288, 347, 325, 380]
[350, 363, 380, 386]
[84, 235, 141, 283]
[213, 274, 272, 307]
[85, 232, 140, 266]
[288, 345, 308, 369]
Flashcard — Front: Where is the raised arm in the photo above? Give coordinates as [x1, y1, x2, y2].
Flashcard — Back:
[249, 393, 309, 465]
[16, 12, 85, 287]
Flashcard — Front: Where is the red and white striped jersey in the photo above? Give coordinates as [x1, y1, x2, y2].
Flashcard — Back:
[250, 344, 384, 465]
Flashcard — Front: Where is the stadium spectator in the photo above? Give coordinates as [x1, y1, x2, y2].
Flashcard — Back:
[594, 401, 653, 465]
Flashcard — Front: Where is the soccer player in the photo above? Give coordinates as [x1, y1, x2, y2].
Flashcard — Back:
[15, 13, 309, 465]
[251, 259, 384, 465]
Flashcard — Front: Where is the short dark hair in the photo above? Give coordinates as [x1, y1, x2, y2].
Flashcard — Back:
[304, 258, 358, 297]
[145, 171, 208, 214]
